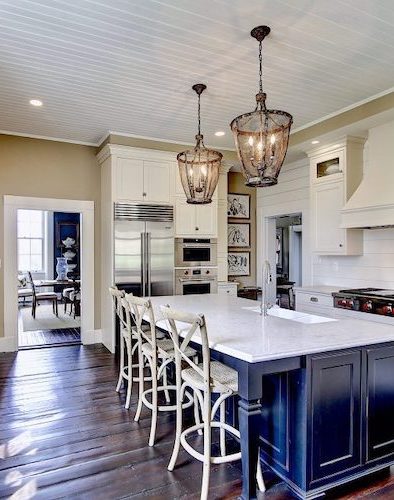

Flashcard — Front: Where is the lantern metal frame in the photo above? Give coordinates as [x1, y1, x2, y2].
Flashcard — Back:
[230, 25, 293, 187]
[177, 84, 222, 204]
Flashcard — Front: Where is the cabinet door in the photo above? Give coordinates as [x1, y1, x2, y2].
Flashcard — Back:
[175, 198, 196, 236]
[312, 181, 345, 253]
[366, 345, 394, 462]
[115, 157, 144, 202]
[143, 161, 172, 204]
[195, 200, 218, 237]
[309, 351, 362, 483]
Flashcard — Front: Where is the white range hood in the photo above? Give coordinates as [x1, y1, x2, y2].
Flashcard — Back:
[342, 120, 394, 229]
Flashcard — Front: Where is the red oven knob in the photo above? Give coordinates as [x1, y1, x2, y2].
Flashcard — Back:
[362, 300, 373, 312]
[382, 303, 393, 315]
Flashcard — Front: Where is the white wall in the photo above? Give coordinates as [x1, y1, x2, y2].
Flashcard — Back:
[256, 158, 311, 295]
[313, 228, 394, 288]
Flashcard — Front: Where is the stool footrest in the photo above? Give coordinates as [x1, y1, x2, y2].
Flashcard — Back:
[141, 386, 194, 413]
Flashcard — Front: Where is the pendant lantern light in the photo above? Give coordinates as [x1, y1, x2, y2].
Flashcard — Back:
[230, 26, 293, 187]
[177, 84, 222, 204]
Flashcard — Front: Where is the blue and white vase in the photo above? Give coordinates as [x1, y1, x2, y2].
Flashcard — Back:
[56, 257, 68, 281]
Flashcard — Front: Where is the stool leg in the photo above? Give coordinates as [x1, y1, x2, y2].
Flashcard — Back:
[116, 335, 124, 392]
[125, 336, 133, 409]
[148, 354, 158, 447]
[194, 390, 202, 436]
[134, 341, 144, 422]
[201, 391, 211, 500]
[168, 379, 184, 471]
[162, 364, 171, 403]
[219, 401, 226, 457]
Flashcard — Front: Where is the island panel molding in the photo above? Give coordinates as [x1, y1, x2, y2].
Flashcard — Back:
[228, 222, 250, 248]
[227, 193, 250, 219]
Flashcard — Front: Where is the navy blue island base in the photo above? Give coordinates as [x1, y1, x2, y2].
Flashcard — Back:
[211, 342, 394, 499]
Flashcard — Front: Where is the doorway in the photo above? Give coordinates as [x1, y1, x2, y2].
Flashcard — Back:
[274, 213, 302, 309]
[17, 209, 82, 348]
[3, 195, 95, 352]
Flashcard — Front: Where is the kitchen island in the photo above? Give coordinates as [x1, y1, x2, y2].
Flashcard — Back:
[150, 294, 394, 499]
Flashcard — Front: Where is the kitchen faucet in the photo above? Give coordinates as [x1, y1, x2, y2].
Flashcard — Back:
[261, 260, 272, 316]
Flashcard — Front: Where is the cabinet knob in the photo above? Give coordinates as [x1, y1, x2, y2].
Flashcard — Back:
[310, 297, 318, 302]
[143, 192, 147, 197]
[339, 243, 343, 247]
[195, 226, 199, 231]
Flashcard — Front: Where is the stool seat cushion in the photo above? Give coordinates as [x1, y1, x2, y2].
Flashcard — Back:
[182, 361, 238, 393]
[18, 289, 33, 297]
[142, 339, 197, 359]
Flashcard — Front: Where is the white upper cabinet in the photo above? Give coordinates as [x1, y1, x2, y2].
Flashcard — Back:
[175, 197, 218, 237]
[143, 160, 172, 203]
[103, 146, 175, 204]
[115, 157, 144, 201]
[308, 137, 365, 255]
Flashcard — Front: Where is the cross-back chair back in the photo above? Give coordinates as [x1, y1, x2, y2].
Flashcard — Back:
[160, 305, 212, 392]
[123, 293, 156, 347]
[109, 286, 127, 329]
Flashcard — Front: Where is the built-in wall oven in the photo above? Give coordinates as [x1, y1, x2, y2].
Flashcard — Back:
[175, 238, 217, 268]
[175, 267, 218, 295]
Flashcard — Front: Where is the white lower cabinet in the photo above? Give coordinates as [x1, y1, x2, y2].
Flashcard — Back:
[175, 197, 217, 237]
[217, 282, 238, 296]
[295, 290, 336, 317]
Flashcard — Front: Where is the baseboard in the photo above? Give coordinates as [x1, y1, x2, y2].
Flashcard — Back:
[0, 336, 17, 352]
[83, 329, 102, 345]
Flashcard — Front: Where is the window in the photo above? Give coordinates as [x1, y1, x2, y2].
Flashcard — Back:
[17, 210, 45, 272]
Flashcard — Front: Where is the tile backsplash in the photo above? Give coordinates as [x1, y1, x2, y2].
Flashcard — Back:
[313, 228, 394, 289]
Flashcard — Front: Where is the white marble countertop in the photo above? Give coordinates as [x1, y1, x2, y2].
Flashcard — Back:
[150, 294, 394, 363]
[293, 285, 342, 295]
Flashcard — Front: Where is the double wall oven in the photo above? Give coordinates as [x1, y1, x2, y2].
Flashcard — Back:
[175, 238, 218, 295]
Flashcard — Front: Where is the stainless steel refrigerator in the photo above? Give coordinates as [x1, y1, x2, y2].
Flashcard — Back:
[114, 203, 174, 296]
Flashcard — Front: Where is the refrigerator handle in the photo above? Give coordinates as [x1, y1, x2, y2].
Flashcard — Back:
[147, 232, 151, 297]
[141, 233, 146, 296]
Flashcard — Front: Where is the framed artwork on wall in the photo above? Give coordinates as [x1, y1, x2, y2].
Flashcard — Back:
[227, 193, 250, 219]
[228, 251, 250, 276]
[228, 223, 250, 248]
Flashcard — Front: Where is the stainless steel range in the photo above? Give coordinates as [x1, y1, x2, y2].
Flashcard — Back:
[333, 288, 394, 317]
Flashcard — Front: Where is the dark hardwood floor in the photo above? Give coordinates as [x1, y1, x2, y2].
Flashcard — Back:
[18, 327, 81, 348]
[1, 344, 394, 499]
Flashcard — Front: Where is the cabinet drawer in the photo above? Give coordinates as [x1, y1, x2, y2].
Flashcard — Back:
[296, 304, 335, 318]
[218, 284, 237, 296]
[295, 292, 334, 308]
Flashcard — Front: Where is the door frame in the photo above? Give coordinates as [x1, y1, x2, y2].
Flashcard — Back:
[3, 195, 96, 351]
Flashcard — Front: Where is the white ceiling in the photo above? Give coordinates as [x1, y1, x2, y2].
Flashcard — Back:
[0, 0, 393, 147]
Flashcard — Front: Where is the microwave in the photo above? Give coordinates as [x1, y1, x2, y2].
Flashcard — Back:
[175, 238, 217, 267]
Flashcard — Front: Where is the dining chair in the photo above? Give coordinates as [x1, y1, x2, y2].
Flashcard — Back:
[124, 293, 197, 447]
[160, 304, 265, 500]
[27, 271, 58, 318]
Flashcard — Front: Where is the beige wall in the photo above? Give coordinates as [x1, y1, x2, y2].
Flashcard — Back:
[228, 172, 257, 288]
[0, 135, 100, 337]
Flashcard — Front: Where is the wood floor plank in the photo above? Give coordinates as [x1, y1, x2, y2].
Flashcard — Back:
[1, 344, 394, 499]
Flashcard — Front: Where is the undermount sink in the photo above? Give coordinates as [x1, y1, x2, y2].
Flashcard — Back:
[242, 306, 337, 324]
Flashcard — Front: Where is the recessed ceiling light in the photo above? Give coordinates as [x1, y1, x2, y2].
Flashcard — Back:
[311, 140, 319, 145]
[215, 131, 225, 137]
[29, 99, 43, 107]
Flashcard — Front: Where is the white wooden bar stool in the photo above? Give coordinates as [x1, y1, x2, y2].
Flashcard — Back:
[109, 286, 150, 409]
[160, 305, 265, 500]
[124, 293, 198, 447]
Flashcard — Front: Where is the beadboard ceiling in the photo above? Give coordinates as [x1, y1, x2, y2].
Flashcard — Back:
[0, 0, 393, 147]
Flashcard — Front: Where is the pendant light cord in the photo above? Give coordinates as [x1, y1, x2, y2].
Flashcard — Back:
[197, 92, 201, 136]
[258, 40, 263, 93]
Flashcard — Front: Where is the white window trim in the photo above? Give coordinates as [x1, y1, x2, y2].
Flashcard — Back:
[17, 209, 46, 274]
